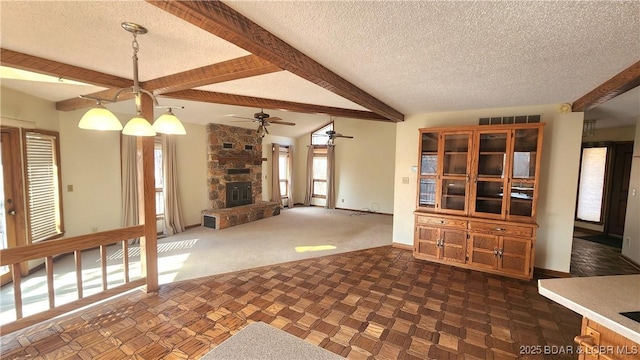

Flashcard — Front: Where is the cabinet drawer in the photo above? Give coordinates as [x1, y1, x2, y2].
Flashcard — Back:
[416, 215, 467, 229]
[468, 221, 533, 238]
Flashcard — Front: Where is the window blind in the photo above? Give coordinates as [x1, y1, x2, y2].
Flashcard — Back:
[576, 147, 608, 223]
[25, 131, 61, 242]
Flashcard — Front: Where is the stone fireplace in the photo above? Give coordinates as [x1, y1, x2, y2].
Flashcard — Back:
[202, 123, 280, 230]
[206, 123, 262, 209]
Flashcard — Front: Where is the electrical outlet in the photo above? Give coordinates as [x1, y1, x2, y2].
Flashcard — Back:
[91, 227, 98, 233]
[67, 184, 74, 192]
[341, 198, 344, 203]
[402, 177, 410, 184]
[627, 237, 631, 245]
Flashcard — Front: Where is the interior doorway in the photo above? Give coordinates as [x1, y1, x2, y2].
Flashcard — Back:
[606, 142, 634, 237]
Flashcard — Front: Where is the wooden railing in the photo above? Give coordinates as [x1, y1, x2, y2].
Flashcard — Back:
[0, 225, 146, 334]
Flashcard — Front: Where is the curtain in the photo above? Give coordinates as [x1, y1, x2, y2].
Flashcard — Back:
[121, 135, 138, 228]
[162, 135, 185, 235]
[287, 145, 294, 208]
[304, 145, 315, 206]
[271, 144, 283, 207]
[326, 145, 336, 209]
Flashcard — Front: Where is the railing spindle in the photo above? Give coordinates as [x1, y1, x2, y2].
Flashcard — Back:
[11, 263, 23, 319]
[122, 240, 130, 283]
[75, 250, 83, 298]
[45, 256, 55, 309]
[100, 244, 108, 291]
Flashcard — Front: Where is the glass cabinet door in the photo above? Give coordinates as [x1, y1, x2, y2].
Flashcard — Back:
[472, 131, 509, 218]
[418, 132, 438, 209]
[508, 128, 539, 219]
[440, 132, 471, 213]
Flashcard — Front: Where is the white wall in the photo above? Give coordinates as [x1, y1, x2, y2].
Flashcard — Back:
[58, 110, 122, 236]
[393, 104, 584, 273]
[174, 122, 209, 226]
[622, 117, 640, 264]
[333, 117, 396, 214]
[1, 87, 59, 132]
[292, 118, 396, 213]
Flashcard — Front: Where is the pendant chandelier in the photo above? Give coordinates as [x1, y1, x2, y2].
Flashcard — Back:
[78, 22, 186, 136]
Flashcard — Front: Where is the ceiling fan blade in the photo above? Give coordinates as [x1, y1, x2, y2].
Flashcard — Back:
[267, 117, 283, 122]
[270, 121, 296, 126]
[231, 120, 255, 123]
[228, 115, 255, 121]
[337, 135, 354, 139]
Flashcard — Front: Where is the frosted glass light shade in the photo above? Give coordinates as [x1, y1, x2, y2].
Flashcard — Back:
[78, 104, 123, 131]
[122, 116, 156, 136]
[153, 110, 186, 135]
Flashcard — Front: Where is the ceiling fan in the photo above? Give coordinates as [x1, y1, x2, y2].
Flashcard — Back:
[228, 109, 295, 138]
[326, 130, 354, 145]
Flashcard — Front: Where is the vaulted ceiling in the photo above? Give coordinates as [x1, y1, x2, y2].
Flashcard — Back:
[1, 1, 639, 137]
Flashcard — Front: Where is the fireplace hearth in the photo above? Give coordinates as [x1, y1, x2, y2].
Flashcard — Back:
[226, 182, 252, 208]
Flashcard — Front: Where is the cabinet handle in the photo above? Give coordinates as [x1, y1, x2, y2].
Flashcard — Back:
[573, 334, 596, 347]
[494, 227, 505, 231]
[498, 249, 503, 257]
[439, 220, 447, 224]
[493, 248, 499, 256]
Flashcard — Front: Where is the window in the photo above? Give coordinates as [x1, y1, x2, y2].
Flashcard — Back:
[311, 122, 333, 146]
[576, 146, 608, 223]
[25, 130, 63, 242]
[278, 146, 289, 198]
[312, 148, 328, 198]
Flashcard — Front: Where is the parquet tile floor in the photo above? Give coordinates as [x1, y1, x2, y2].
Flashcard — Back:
[1, 246, 589, 360]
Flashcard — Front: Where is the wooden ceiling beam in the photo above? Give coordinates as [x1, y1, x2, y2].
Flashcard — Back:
[1, 48, 132, 89]
[572, 60, 640, 112]
[56, 54, 282, 111]
[146, 0, 405, 122]
[164, 89, 392, 122]
[145, 54, 281, 95]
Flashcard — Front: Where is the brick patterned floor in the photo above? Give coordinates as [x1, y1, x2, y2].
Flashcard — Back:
[1, 246, 588, 359]
[570, 238, 640, 277]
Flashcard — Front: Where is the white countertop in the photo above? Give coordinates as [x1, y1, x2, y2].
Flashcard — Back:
[538, 274, 640, 344]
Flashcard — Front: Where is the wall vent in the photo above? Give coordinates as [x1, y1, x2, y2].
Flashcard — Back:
[223, 142, 233, 149]
[479, 115, 540, 125]
[245, 145, 254, 150]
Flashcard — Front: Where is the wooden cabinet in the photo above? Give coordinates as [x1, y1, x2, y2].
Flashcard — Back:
[415, 215, 467, 264]
[414, 123, 543, 279]
[575, 317, 639, 360]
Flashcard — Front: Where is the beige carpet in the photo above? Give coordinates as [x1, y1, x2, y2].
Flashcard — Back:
[159, 206, 393, 283]
[1, 207, 392, 323]
[200, 322, 345, 359]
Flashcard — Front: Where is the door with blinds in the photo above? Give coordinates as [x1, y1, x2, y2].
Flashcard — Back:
[24, 130, 63, 243]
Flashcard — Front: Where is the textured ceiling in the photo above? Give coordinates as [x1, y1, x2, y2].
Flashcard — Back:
[1, 0, 639, 137]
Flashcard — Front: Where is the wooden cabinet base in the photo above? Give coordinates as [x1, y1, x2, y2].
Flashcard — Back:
[414, 213, 536, 280]
[575, 317, 639, 360]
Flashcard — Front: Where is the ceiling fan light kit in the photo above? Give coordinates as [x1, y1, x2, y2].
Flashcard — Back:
[228, 109, 295, 138]
[77, 22, 186, 136]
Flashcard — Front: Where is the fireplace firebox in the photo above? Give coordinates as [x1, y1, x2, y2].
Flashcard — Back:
[226, 181, 252, 208]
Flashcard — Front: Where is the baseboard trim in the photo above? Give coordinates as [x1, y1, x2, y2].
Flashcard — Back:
[185, 224, 200, 230]
[534, 267, 571, 278]
[335, 207, 393, 216]
[392, 242, 413, 251]
[620, 254, 640, 270]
